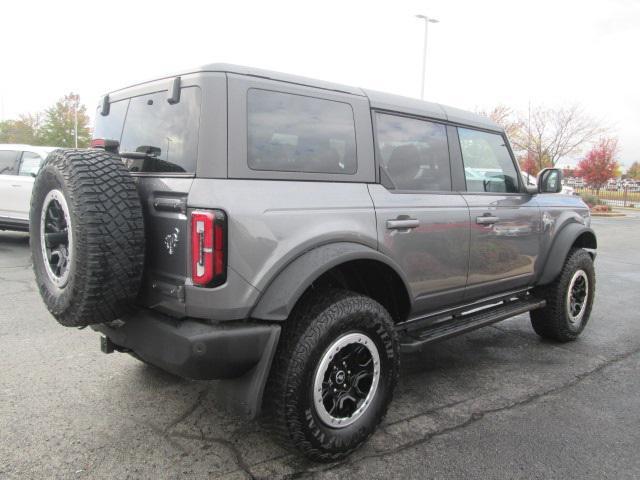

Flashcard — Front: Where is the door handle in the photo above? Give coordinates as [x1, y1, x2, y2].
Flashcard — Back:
[386, 218, 420, 230]
[476, 215, 499, 225]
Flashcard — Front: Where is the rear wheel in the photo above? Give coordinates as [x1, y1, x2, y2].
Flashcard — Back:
[530, 248, 595, 342]
[263, 289, 399, 462]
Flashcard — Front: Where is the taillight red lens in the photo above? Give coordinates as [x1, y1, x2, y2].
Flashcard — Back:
[90, 138, 120, 153]
[191, 210, 226, 286]
[213, 220, 224, 276]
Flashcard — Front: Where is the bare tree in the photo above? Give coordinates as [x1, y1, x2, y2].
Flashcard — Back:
[478, 103, 605, 170]
[515, 104, 605, 169]
[476, 105, 523, 143]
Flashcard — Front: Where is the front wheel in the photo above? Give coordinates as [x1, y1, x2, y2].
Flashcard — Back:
[263, 289, 399, 462]
[530, 248, 595, 342]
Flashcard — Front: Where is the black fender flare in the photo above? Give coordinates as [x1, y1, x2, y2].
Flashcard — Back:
[538, 223, 597, 285]
[250, 242, 412, 321]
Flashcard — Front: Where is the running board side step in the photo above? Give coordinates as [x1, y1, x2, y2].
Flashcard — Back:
[399, 298, 546, 354]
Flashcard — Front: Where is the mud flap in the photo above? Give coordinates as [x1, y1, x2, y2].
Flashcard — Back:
[213, 325, 281, 419]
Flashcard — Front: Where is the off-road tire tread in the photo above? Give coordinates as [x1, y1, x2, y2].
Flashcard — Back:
[262, 288, 399, 462]
[30, 149, 145, 327]
[530, 248, 595, 342]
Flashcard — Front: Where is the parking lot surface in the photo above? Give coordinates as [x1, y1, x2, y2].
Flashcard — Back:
[1, 213, 639, 479]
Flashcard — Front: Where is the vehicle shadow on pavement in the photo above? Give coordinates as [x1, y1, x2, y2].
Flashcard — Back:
[97, 319, 586, 479]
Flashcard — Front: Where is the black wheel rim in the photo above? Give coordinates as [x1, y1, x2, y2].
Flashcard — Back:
[566, 269, 588, 326]
[40, 190, 72, 287]
[313, 333, 380, 428]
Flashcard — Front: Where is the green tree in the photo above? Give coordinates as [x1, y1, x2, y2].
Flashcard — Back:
[39, 93, 91, 148]
[627, 162, 640, 180]
[0, 114, 43, 144]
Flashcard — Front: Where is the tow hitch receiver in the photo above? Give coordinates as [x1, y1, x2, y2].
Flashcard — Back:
[100, 335, 116, 354]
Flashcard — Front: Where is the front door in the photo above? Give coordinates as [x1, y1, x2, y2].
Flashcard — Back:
[369, 112, 470, 315]
[455, 127, 541, 300]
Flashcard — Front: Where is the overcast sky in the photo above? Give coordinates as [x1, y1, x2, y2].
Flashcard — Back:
[2, 0, 638, 167]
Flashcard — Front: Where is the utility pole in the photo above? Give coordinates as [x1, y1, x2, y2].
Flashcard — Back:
[416, 14, 439, 100]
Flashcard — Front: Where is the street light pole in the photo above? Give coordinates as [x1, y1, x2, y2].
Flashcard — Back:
[74, 102, 78, 149]
[416, 14, 439, 100]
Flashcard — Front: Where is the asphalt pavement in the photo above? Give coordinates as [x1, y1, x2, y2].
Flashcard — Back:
[1, 212, 639, 479]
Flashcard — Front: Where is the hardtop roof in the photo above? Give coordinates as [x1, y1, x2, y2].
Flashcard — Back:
[107, 63, 502, 132]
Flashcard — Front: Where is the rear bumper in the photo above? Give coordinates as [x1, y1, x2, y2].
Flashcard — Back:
[93, 309, 281, 381]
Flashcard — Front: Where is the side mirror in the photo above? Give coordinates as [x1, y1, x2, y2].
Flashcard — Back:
[537, 168, 563, 193]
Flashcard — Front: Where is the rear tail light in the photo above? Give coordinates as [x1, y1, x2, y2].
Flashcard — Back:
[90, 138, 120, 153]
[191, 210, 227, 287]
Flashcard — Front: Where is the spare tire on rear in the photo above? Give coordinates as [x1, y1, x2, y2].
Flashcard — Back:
[30, 149, 145, 327]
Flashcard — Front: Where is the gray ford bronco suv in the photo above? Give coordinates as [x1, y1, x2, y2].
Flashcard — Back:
[30, 64, 596, 461]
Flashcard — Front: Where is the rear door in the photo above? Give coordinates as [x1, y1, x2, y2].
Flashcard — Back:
[453, 127, 540, 299]
[93, 79, 208, 316]
[368, 112, 470, 314]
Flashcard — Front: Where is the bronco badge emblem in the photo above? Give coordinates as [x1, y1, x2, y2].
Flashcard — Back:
[164, 228, 180, 255]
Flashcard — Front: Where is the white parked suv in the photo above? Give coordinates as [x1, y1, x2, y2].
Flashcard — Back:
[0, 144, 56, 231]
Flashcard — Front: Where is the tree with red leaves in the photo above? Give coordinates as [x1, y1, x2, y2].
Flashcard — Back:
[576, 137, 619, 192]
[519, 152, 541, 176]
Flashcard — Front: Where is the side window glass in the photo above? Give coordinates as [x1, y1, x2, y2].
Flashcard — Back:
[247, 89, 357, 174]
[458, 128, 519, 193]
[375, 113, 451, 191]
[19, 152, 42, 176]
[0, 150, 19, 175]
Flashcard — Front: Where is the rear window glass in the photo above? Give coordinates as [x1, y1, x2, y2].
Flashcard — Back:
[247, 89, 357, 174]
[119, 87, 201, 173]
[106, 87, 201, 174]
[93, 99, 128, 143]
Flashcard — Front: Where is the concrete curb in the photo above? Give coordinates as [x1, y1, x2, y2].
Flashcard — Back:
[591, 212, 626, 217]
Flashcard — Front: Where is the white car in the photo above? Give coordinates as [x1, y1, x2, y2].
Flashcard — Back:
[0, 144, 57, 232]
